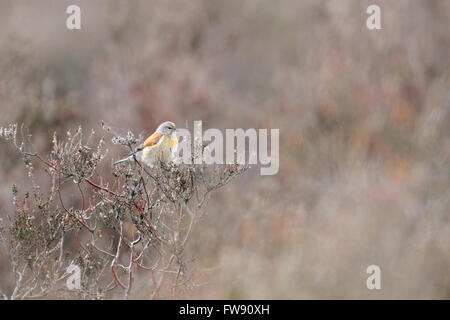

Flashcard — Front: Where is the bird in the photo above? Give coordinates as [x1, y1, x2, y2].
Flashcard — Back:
[113, 121, 178, 168]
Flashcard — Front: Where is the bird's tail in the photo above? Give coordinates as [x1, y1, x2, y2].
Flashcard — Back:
[113, 156, 133, 166]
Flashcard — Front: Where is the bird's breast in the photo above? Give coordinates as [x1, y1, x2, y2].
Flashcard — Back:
[168, 136, 178, 148]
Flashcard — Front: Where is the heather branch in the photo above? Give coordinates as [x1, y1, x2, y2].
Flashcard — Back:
[0, 123, 247, 299]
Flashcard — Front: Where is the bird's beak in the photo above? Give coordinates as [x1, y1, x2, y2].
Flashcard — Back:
[174, 127, 178, 132]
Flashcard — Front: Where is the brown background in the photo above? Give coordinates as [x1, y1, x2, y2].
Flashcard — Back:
[0, 0, 449, 298]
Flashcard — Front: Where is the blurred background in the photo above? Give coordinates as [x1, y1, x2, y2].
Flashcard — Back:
[0, 0, 449, 299]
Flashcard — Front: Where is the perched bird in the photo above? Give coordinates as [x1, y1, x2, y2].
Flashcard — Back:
[113, 121, 178, 168]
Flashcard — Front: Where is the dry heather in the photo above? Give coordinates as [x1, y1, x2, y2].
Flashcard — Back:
[0, 123, 246, 299]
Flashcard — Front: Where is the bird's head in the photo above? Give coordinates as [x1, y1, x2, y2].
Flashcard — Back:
[156, 121, 177, 136]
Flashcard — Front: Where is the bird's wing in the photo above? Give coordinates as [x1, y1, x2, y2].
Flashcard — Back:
[115, 132, 164, 165]
[126, 132, 164, 157]
[142, 132, 164, 148]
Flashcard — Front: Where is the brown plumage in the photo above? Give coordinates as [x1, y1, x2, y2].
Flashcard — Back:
[142, 132, 163, 148]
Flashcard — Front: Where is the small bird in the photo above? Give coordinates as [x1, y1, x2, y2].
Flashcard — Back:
[114, 121, 178, 168]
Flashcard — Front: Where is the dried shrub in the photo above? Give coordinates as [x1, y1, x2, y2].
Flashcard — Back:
[0, 123, 247, 299]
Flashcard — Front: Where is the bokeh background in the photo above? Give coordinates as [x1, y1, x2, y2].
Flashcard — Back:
[0, 0, 449, 299]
